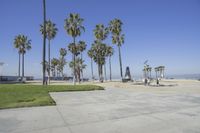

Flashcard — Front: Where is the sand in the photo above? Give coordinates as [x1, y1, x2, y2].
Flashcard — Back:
[27, 79, 200, 94]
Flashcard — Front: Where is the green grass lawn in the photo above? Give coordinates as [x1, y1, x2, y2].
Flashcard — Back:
[0, 84, 104, 109]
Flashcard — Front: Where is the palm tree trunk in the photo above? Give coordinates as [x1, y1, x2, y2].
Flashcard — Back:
[97, 56, 102, 82]
[118, 46, 123, 80]
[62, 70, 64, 80]
[81, 53, 83, 82]
[150, 70, 151, 79]
[22, 53, 24, 79]
[42, 0, 46, 85]
[91, 58, 94, 81]
[55, 67, 57, 78]
[163, 68, 165, 78]
[98, 64, 100, 82]
[18, 53, 21, 78]
[48, 39, 50, 85]
[78, 68, 81, 83]
[54, 68, 55, 78]
[101, 65, 104, 82]
[160, 69, 162, 78]
[155, 71, 156, 78]
[109, 56, 112, 81]
[73, 37, 76, 85]
[104, 62, 107, 81]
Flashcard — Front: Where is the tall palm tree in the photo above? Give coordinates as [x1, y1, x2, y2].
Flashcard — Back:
[109, 19, 125, 80]
[64, 13, 85, 85]
[42, 0, 46, 85]
[87, 49, 94, 81]
[14, 35, 31, 82]
[93, 24, 109, 82]
[40, 20, 58, 84]
[14, 36, 23, 79]
[21, 36, 31, 81]
[106, 46, 114, 81]
[78, 41, 87, 81]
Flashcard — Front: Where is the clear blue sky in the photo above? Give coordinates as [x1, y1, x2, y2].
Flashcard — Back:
[0, 0, 200, 78]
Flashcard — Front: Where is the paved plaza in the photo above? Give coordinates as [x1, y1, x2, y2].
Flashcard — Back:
[1, 87, 200, 133]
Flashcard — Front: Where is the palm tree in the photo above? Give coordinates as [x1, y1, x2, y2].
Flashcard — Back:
[40, 20, 58, 84]
[59, 48, 67, 78]
[109, 19, 125, 80]
[42, 0, 46, 85]
[93, 24, 109, 82]
[155, 67, 158, 79]
[87, 49, 94, 80]
[64, 13, 85, 85]
[78, 41, 87, 81]
[102, 46, 114, 82]
[14, 36, 23, 79]
[60, 48, 67, 58]
[106, 46, 114, 81]
[68, 43, 79, 81]
[14, 35, 31, 82]
[69, 57, 86, 83]
[68, 43, 80, 57]
[90, 41, 108, 82]
[21, 36, 31, 81]
[51, 58, 59, 78]
[94, 24, 109, 42]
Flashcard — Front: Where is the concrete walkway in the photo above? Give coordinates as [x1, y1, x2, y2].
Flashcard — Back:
[1, 88, 200, 133]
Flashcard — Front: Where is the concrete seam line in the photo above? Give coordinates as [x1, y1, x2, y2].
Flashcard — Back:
[55, 106, 73, 133]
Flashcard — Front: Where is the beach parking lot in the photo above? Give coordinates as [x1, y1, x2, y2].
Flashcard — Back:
[0, 80, 200, 133]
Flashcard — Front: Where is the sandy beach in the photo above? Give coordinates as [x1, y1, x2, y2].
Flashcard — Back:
[27, 79, 200, 94]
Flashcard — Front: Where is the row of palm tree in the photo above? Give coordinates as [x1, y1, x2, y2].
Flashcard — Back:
[87, 19, 124, 82]
[40, 11, 86, 83]
[45, 48, 67, 79]
[13, 0, 124, 85]
[13, 18, 124, 84]
[40, 0, 124, 85]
